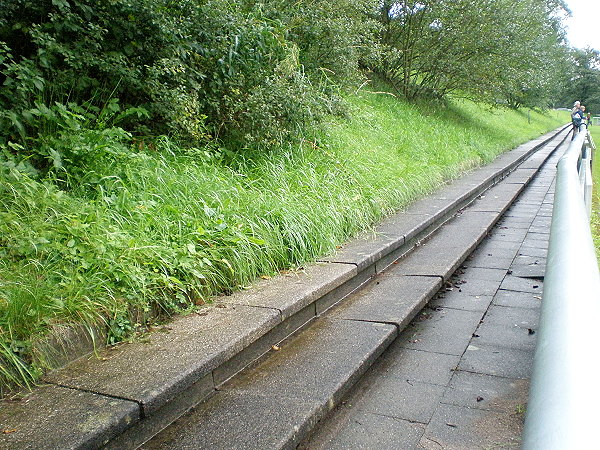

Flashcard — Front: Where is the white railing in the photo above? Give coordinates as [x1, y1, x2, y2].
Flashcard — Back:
[522, 124, 600, 449]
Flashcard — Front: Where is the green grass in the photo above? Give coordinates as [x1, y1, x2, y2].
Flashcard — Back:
[589, 125, 600, 257]
[0, 90, 568, 392]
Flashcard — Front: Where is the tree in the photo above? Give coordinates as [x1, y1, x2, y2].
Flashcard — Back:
[371, 0, 570, 107]
[554, 48, 600, 114]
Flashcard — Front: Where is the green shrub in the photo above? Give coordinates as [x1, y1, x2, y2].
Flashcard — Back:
[1, 0, 364, 157]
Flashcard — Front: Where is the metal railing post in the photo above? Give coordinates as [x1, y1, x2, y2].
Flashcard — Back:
[522, 126, 600, 449]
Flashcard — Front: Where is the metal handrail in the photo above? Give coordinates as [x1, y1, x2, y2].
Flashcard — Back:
[522, 125, 600, 449]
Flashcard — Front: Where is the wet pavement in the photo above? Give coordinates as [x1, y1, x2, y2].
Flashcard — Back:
[298, 142, 560, 450]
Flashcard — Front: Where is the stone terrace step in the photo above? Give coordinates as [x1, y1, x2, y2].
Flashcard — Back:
[0, 126, 570, 449]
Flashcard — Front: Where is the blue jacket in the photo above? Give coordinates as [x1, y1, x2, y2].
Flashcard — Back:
[572, 109, 584, 126]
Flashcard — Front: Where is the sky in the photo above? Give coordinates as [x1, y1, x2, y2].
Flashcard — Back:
[564, 0, 600, 51]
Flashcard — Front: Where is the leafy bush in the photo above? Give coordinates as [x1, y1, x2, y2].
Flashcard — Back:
[1, 0, 368, 158]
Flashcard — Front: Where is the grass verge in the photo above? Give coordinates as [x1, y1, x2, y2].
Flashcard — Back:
[589, 125, 600, 256]
[0, 90, 568, 393]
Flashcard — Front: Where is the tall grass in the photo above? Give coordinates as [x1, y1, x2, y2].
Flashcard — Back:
[0, 90, 567, 392]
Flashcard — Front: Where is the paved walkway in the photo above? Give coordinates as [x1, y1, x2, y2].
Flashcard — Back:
[299, 143, 559, 449]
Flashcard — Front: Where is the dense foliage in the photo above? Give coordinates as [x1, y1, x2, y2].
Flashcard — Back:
[0, 0, 583, 391]
[1, 0, 573, 168]
[374, 0, 568, 105]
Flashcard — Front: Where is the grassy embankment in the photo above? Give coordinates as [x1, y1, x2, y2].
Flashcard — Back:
[0, 89, 567, 391]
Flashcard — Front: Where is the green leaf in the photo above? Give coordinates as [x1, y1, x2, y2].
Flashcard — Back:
[33, 77, 44, 91]
[248, 236, 266, 245]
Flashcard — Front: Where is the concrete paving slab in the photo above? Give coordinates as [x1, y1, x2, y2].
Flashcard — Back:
[221, 261, 356, 320]
[458, 266, 508, 283]
[375, 211, 440, 248]
[542, 196, 555, 204]
[420, 403, 524, 450]
[512, 254, 545, 267]
[395, 216, 489, 279]
[373, 346, 460, 386]
[143, 390, 324, 450]
[432, 178, 486, 207]
[517, 192, 548, 202]
[45, 304, 280, 415]
[517, 246, 548, 258]
[500, 275, 543, 294]
[445, 267, 507, 296]
[492, 229, 529, 242]
[446, 277, 504, 298]
[213, 304, 315, 385]
[529, 224, 551, 234]
[503, 210, 538, 219]
[473, 321, 538, 351]
[494, 223, 533, 233]
[315, 265, 376, 314]
[442, 370, 529, 413]
[524, 232, 551, 242]
[531, 216, 552, 226]
[458, 343, 534, 379]
[518, 158, 549, 170]
[493, 289, 542, 310]
[494, 221, 531, 231]
[106, 373, 215, 449]
[477, 239, 521, 252]
[223, 319, 396, 405]
[399, 307, 483, 356]
[527, 226, 550, 234]
[505, 203, 540, 214]
[394, 197, 464, 241]
[300, 410, 425, 450]
[508, 262, 546, 279]
[396, 245, 473, 280]
[448, 210, 500, 234]
[355, 378, 446, 423]
[521, 240, 549, 251]
[0, 384, 139, 450]
[504, 168, 538, 184]
[430, 291, 493, 312]
[463, 252, 514, 271]
[467, 191, 519, 214]
[401, 195, 456, 215]
[520, 188, 550, 198]
[327, 274, 442, 328]
[320, 231, 403, 272]
[483, 304, 539, 328]
[497, 215, 536, 225]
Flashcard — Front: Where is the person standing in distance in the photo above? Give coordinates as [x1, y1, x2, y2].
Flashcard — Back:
[571, 102, 584, 139]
